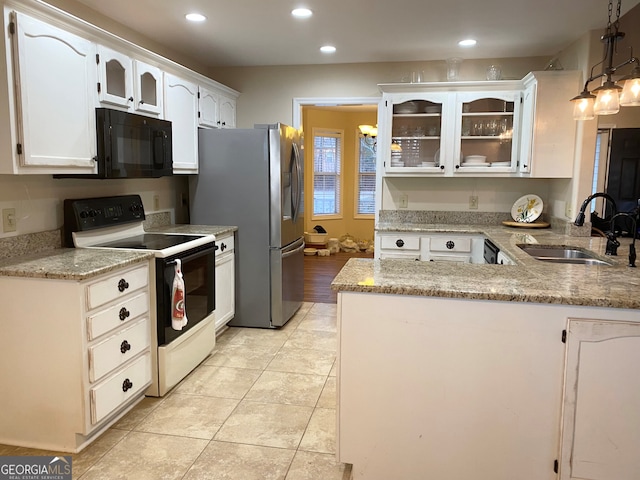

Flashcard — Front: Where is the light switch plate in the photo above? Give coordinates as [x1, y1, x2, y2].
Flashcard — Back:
[2, 208, 16, 232]
[469, 196, 478, 209]
[399, 194, 408, 208]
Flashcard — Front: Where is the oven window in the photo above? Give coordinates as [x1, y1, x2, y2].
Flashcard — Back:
[157, 247, 215, 345]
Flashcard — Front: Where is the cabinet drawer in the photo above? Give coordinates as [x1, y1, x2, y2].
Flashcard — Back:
[429, 254, 471, 263]
[215, 234, 234, 257]
[86, 264, 149, 311]
[87, 292, 149, 341]
[429, 237, 471, 253]
[90, 352, 151, 425]
[88, 318, 150, 382]
[380, 252, 420, 260]
[380, 236, 420, 251]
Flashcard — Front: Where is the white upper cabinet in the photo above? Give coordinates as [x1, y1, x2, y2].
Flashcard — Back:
[97, 45, 163, 117]
[379, 82, 522, 177]
[198, 86, 236, 129]
[519, 71, 580, 178]
[164, 73, 199, 174]
[97, 46, 133, 108]
[8, 11, 98, 172]
[133, 60, 162, 116]
[453, 90, 521, 175]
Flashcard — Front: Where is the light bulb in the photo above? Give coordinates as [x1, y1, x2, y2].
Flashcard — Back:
[620, 77, 640, 106]
[593, 84, 621, 115]
[572, 97, 595, 121]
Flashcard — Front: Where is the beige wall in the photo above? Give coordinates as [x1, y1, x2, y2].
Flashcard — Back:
[209, 57, 548, 129]
[303, 107, 377, 242]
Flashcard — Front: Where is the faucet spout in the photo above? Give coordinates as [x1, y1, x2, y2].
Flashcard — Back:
[608, 212, 638, 267]
[574, 192, 618, 226]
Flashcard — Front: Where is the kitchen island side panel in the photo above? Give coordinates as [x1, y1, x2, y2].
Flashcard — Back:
[337, 292, 639, 480]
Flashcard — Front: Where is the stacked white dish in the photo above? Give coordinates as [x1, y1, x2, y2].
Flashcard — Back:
[462, 155, 489, 166]
[421, 161, 437, 167]
[390, 160, 405, 167]
[395, 101, 418, 114]
[491, 161, 510, 167]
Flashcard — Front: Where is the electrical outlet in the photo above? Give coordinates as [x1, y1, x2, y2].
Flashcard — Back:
[2, 208, 16, 232]
[469, 195, 478, 210]
[565, 203, 573, 219]
[399, 194, 409, 209]
[153, 195, 160, 211]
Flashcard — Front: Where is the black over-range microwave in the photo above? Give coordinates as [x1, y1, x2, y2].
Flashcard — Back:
[56, 108, 173, 179]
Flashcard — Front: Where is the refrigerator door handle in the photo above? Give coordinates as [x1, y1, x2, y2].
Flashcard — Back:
[282, 238, 305, 258]
[291, 142, 302, 223]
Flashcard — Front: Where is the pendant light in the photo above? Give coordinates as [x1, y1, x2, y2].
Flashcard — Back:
[570, 0, 638, 120]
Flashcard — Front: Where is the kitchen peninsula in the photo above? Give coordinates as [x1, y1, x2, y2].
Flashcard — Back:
[331, 223, 640, 480]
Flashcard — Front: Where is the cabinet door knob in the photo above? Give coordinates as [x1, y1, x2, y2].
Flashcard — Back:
[396, 239, 404, 247]
[139, 100, 144, 104]
[122, 378, 133, 392]
[120, 340, 131, 354]
[440, 165, 445, 170]
[119, 307, 130, 321]
[220, 243, 227, 252]
[118, 279, 130, 292]
[455, 165, 460, 169]
[128, 96, 133, 102]
[446, 240, 455, 249]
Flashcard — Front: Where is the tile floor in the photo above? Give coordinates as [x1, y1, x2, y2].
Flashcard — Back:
[0, 302, 351, 480]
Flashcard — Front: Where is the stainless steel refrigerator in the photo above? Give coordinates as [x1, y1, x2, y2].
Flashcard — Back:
[189, 124, 304, 328]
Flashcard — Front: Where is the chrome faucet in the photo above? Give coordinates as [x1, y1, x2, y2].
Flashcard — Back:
[574, 192, 618, 227]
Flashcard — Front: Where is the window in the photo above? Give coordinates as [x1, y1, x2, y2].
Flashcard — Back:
[312, 129, 342, 217]
[356, 135, 376, 216]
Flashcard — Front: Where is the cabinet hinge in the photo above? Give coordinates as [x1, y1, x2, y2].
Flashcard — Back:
[96, 53, 100, 64]
[16, 143, 22, 155]
[9, 21, 15, 35]
[97, 82, 101, 94]
[554, 459, 559, 473]
[198, 111, 201, 118]
[561, 330, 567, 343]
[197, 91, 200, 99]
[385, 100, 388, 107]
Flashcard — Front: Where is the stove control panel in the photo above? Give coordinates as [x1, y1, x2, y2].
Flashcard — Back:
[63, 195, 146, 247]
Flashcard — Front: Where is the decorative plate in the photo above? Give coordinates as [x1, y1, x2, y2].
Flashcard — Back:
[511, 194, 543, 223]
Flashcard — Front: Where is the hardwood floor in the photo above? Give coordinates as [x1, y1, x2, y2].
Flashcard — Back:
[303, 251, 374, 304]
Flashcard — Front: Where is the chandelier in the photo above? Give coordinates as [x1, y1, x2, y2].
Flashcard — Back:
[570, 0, 640, 120]
[358, 124, 402, 152]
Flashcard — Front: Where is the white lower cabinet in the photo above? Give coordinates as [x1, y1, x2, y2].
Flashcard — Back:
[376, 231, 484, 263]
[0, 261, 152, 452]
[559, 319, 640, 480]
[214, 232, 235, 331]
[337, 292, 640, 480]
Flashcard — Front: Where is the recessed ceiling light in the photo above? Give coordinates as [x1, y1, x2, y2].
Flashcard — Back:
[320, 45, 336, 54]
[291, 8, 313, 18]
[185, 13, 206, 22]
[458, 39, 477, 47]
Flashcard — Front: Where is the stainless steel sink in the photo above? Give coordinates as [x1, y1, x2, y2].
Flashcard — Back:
[517, 244, 614, 266]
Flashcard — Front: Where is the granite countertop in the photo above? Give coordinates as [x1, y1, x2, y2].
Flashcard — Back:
[146, 224, 237, 237]
[332, 223, 640, 309]
[0, 248, 154, 280]
[0, 224, 236, 280]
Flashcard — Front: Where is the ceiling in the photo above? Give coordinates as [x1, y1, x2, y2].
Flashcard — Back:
[72, 0, 640, 68]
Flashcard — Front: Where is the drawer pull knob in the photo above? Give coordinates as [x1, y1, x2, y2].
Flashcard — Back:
[120, 340, 131, 354]
[395, 239, 404, 248]
[119, 307, 130, 321]
[118, 279, 129, 292]
[122, 378, 133, 392]
[446, 241, 455, 250]
[220, 242, 227, 252]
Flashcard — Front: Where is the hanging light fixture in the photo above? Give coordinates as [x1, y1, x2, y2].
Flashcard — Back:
[570, 0, 638, 120]
[359, 124, 378, 150]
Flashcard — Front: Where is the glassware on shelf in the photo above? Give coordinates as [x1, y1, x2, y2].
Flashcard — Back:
[462, 118, 471, 136]
[486, 65, 502, 81]
[446, 57, 463, 81]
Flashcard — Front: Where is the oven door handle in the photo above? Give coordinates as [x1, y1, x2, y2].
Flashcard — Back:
[166, 244, 216, 265]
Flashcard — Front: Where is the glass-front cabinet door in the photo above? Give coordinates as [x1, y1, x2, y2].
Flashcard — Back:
[382, 93, 449, 175]
[453, 91, 522, 174]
